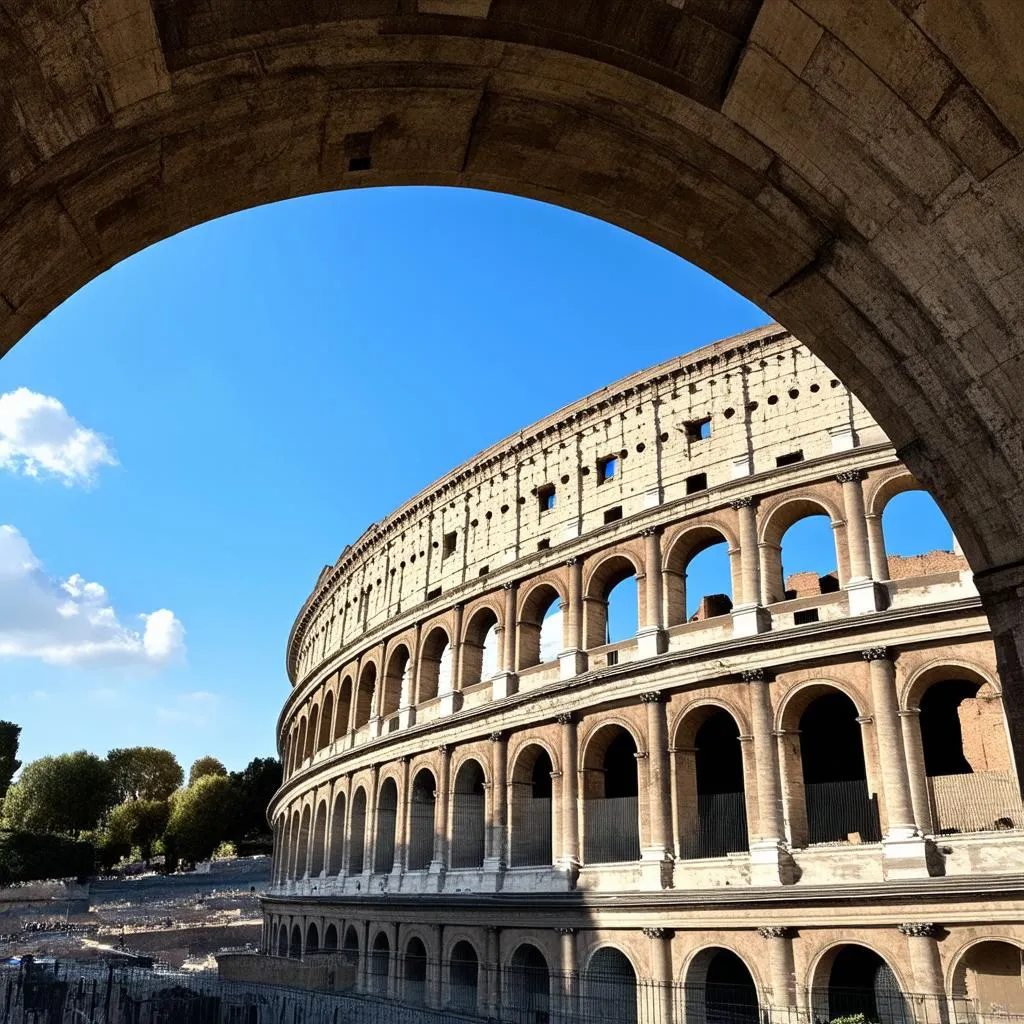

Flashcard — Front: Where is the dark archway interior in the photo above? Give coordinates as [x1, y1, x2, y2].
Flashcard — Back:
[920, 680, 983, 776]
[369, 932, 390, 995]
[704, 950, 759, 1024]
[305, 923, 319, 954]
[408, 769, 436, 871]
[604, 731, 639, 799]
[348, 789, 367, 874]
[451, 762, 486, 869]
[405, 937, 428, 1004]
[585, 729, 641, 864]
[374, 779, 399, 874]
[289, 924, 301, 959]
[827, 946, 906, 1024]
[586, 948, 637, 1024]
[277, 926, 287, 958]
[511, 748, 554, 868]
[509, 944, 550, 1018]
[450, 940, 479, 1010]
[323, 924, 338, 951]
[342, 926, 359, 968]
[691, 712, 748, 858]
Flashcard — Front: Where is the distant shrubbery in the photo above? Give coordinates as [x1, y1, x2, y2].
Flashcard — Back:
[0, 830, 93, 885]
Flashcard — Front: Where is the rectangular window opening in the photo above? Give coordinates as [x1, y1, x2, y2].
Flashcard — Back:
[538, 484, 556, 513]
[603, 505, 623, 525]
[685, 417, 712, 442]
[794, 608, 819, 625]
[606, 650, 619, 667]
[597, 455, 619, 484]
[427, 587, 441, 600]
[686, 472, 708, 494]
[478, 565, 490, 577]
[776, 450, 804, 467]
[537, 539, 550, 551]
[347, 155, 372, 172]
[442, 531, 457, 558]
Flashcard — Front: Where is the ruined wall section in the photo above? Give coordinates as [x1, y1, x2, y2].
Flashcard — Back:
[289, 325, 886, 683]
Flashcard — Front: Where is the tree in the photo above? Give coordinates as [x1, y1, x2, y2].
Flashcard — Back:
[188, 756, 227, 786]
[1, 752, 114, 837]
[229, 757, 282, 842]
[0, 722, 21, 802]
[103, 798, 170, 864]
[106, 748, 183, 802]
[164, 775, 239, 866]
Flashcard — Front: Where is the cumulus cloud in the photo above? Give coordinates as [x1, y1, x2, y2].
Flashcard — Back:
[0, 388, 117, 485]
[0, 525, 185, 667]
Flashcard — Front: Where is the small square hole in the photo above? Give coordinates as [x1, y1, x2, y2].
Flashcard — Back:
[685, 417, 712, 442]
[442, 532, 457, 558]
[686, 472, 708, 494]
[604, 506, 623, 525]
[776, 450, 804, 467]
[538, 484, 556, 513]
[427, 587, 441, 600]
[606, 650, 619, 666]
[478, 565, 489, 577]
[794, 608, 819, 625]
[597, 455, 618, 484]
[347, 155, 372, 172]
[537, 539, 550, 551]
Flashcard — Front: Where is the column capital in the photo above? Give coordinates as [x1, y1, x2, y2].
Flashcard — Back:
[642, 927, 674, 940]
[633, 750, 650, 760]
[862, 646, 892, 662]
[741, 668, 775, 683]
[898, 922, 939, 938]
[489, 730, 505, 742]
[640, 525, 662, 538]
[556, 711, 576, 725]
[836, 469, 866, 483]
[639, 690, 665, 704]
[565, 556, 581, 567]
[502, 580, 516, 591]
[758, 926, 794, 940]
[555, 927, 577, 936]
[730, 496, 757, 510]
[855, 714, 875, 725]
[437, 743, 450, 755]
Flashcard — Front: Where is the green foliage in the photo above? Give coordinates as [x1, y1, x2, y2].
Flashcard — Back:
[228, 757, 282, 842]
[830, 1015, 869, 1024]
[212, 840, 237, 860]
[165, 774, 239, 866]
[188, 756, 227, 787]
[0, 722, 22, 802]
[1, 752, 114, 837]
[103, 798, 170, 864]
[0, 830, 94, 884]
[106, 747, 183, 802]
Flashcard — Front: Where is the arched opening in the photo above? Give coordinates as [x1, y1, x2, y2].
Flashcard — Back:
[761, 500, 841, 605]
[922, 679, 985, 777]
[881, 490, 957, 578]
[510, 745, 554, 867]
[354, 662, 377, 729]
[296, 716, 308, 767]
[951, 941, 1024, 1018]
[797, 690, 880, 845]
[334, 676, 353, 740]
[381, 645, 410, 728]
[583, 725, 641, 863]
[817, 945, 908, 1024]
[507, 944, 551, 1024]
[404, 937, 429, 1005]
[408, 768, 437, 871]
[342, 926, 360, 971]
[451, 760, 486, 868]
[462, 607, 499, 687]
[324, 924, 338, 951]
[586, 556, 640, 649]
[318, 690, 334, 750]
[685, 948, 759, 1024]
[449, 940, 480, 1011]
[289, 924, 302, 959]
[296, 805, 311, 877]
[306, 705, 319, 759]
[309, 800, 327, 876]
[418, 627, 451, 703]
[676, 709, 749, 859]
[273, 814, 286, 883]
[585, 948, 637, 1024]
[369, 932, 390, 997]
[348, 787, 367, 874]
[518, 584, 564, 669]
[328, 791, 346, 874]
[305, 922, 319, 955]
[374, 778, 399, 873]
[287, 810, 300, 879]
[665, 527, 734, 626]
[277, 925, 288, 958]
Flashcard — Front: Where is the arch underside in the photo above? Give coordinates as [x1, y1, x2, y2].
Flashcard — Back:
[4, 2, 1024, 764]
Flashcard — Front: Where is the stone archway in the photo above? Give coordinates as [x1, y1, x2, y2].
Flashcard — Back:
[4, 3, 1024, 775]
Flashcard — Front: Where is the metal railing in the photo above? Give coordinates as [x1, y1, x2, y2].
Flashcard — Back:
[510, 797, 553, 867]
[928, 771, 1024, 834]
[408, 800, 436, 870]
[805, 779, 882, 844]
[451, 795, 486, 868]
[678, 792, 749, 860]
[583, 796, 641, 863]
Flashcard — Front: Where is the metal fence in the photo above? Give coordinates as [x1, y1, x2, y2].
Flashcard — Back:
[928, 771, 1024, 834]
[678, 793, 749, 860]
[805, 780, 882, 844]
[510, 797, 552, 867]
[583, 796, 641, 863]
[373, 806, 397, 874]
[408, 800, 436, 870]
[450, 795, 486, 869]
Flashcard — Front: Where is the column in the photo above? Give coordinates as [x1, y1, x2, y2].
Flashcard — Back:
[898, 923, 947, 1024]
[394, 756, 411, 877]
[643, 928, 674, 1024]
[399, 623, 420, 729]
[866, 512, 890, 581]
[839, 470, 886, 613]
[561, 557, 587, 677]
[429, 924, 444, 1008]
[557, 928, 578, 1023]
[758, 926, 796, 1013]
[387, 921, 400, 999]
[358, 920, 371, 993]
[899, 708, 935, 835]
[742, 669, 791, 885]
[363, 764, 380, 878]
[484, 731, 508, 879]
[558, 712, 580, 876]
[731, 497, 769, 636]
[440, 604, 464, 715]
[494, 581, 518, 699]
[485, 926, 501, 1018]
[430, 744, 451, 883]
[640, 692, 672, 863]
[638, 527, 666, 656]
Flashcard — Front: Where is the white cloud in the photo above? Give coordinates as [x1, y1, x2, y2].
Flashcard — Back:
[0, 388, 117, 485]
[0, 525, 185, 668]
[540, 609, 562, 663]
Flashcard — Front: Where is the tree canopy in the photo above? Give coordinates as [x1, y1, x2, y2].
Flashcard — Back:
[106, 747, 183, 802]
[165, 774, 239, 864]
[188, 756, 227, 786]
[0, 722, 21, 802]
[229, 757, 282, 841]
[1, 752, 114, 837]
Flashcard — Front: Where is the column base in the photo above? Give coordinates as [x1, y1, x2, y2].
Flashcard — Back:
[749, 838, 799, 886]
[491, 671, 518, 699]
[731, 603, 771, 637]
[368, 716, 382, 738]
[554, 859, 581, 890]
[846, 577, 888, 615]
[635, 626, 667, 658]
[558, 649, 588, 679]
[480, 858, 505, 891]
[398, 705, 416, 730]
[438, 691, 461, 717]
[882, 833, 932, 880]
[640, 850, 675, 889]
[426, 861, 447, 890]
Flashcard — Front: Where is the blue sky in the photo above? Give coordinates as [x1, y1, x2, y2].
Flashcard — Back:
[0, 187, 953, 774]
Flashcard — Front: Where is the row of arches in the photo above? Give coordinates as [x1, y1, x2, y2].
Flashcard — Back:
[284, 474, 955, 777]
[273, 660, 1016, 884]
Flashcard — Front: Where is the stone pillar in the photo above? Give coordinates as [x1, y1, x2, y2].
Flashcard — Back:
[743, 669, 791, 884]
[557, 928, 578, 1023]
[399, 623, 420, 729]
[839, 470, 886, 613]
[363, 764, 379, 878]
[638, 528, 667, 656]
[429, 745, 451, 886]
[440, 604, 464, 716]
[758, 926, 796, 1013]
[484, 730, 508, 881]
[864, 648, 928, 877]
[643, 928, 674, 1024]
[866, 513, 890, 581]
[900, 708, 935, 835]
[731, 497, 769, 636]
[560, 557, 587, 678]
[485, 926, 501, 1018]
[494, 581, 518, 698]
[358, 920, 371, 993]
[394, 756, 411, 878]
[558, 712, 581, 879]
[640, 692, 673, 865]
[429, 924, 444, 1008]
[386, 921, 400, 998]
[899, 923, 947, 1024]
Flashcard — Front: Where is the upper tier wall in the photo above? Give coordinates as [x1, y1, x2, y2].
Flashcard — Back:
[288, 325, 886, 684]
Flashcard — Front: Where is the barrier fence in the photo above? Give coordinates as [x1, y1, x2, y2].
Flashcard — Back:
[928, 771, 1024, 834]
[3, 957, 1024, 1024]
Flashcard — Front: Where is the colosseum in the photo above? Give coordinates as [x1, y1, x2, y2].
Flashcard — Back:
[248, 324, 1024, 1023]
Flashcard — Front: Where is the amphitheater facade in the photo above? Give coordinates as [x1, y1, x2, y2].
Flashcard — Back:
[243, 326, 1024, 1023]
